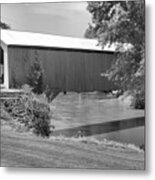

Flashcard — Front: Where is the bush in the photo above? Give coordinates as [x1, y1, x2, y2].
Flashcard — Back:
[0, 106, 12, 120]
[32, 109, 51, 137]
[132, 92, 145, 109]
[129, 83, 145, 109]
[30, 97, 52, 137]
[3, 85, 53, 137]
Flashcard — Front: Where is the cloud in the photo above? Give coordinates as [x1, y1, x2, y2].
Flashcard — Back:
[1, 2, 91, 38]
[30, 2, 88, 16]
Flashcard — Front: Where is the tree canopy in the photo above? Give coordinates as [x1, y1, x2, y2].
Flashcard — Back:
[85, 0, 145, 108]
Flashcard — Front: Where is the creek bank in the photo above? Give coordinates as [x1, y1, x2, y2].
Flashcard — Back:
[1, 127, 144, 169]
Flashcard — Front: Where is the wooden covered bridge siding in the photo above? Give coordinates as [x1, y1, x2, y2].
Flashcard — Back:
[8, 46, 116, 92]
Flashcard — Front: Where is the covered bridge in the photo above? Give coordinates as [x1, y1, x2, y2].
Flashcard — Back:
[0, 30, 117, 92]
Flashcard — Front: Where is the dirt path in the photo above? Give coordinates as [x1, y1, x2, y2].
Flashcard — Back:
[1, 130, 144, 169]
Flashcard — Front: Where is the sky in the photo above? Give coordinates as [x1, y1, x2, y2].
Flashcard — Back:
[1, 2, 92, 38]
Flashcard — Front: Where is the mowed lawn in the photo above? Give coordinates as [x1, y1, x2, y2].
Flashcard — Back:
[1, 129, 144, 169]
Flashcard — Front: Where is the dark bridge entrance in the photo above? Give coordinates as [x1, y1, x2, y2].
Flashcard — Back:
[0, 47, 4, 84]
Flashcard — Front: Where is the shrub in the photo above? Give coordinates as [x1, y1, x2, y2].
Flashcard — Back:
[132, 91, 145, 109]
[29, 95, 52, 137]
[0, 106, 12, 120]
[3, 85, 53, 137]
[32, 108, 51, 137]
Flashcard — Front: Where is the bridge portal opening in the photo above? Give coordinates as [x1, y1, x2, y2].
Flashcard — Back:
[0, 47, 4, 84]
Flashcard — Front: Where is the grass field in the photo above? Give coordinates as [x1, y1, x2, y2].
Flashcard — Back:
[0, 92, 145, 169]
[1, 127, 144, 169]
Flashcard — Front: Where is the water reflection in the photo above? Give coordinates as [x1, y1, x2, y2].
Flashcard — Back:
[53, 116, 144, 137]
[95, 126, 145, 147]
[51, 92, 145, 146]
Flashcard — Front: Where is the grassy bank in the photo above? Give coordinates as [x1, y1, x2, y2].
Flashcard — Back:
[1, 125, 144, 169]
[0, 91, 145, 169]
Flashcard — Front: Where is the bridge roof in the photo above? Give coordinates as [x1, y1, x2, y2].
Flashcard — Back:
[1, 30, 117, 52]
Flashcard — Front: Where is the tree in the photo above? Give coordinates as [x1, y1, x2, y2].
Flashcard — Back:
[27, 52, 44, 94]
[84, 23, 98, 39]
[0, 21, 10, 29]
[85, 0, 145, 109]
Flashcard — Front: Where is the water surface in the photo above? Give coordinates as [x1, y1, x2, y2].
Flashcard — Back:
[51, 92, 145, 146]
